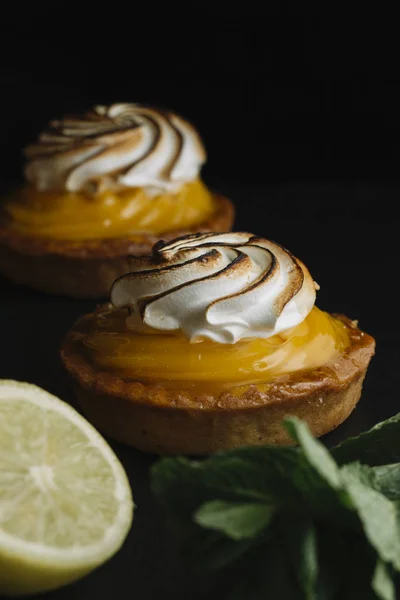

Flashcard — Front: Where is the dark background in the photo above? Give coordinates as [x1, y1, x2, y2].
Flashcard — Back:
[1, 11, 400, 600]
[1, 11, 400, 187]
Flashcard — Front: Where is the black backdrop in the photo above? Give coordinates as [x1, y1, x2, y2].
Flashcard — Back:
[1, 11, 400, 187]
[1, 12, 400, 600]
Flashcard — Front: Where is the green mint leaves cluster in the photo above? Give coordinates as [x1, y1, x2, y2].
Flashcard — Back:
[152, 415, 400, 600]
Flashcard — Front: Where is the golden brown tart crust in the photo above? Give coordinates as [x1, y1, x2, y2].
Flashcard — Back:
[0, 194, 234, 298]
[61, 310, 375, 454]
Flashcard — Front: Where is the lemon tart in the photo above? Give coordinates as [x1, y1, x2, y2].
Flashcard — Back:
[0, 104, 234, 298]
[61, 232, 375, 454]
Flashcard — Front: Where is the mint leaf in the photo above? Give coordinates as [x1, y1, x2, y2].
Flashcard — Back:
[194, 500, 274, 540]
[285, 417, 341, 489]
[372, 464, 400, 500]
[153, 447, 344, 517]
[372, 560, 396, 600]
[339, 534, 382, 600]
[283, 519, 318, 600]
[340, 463, 400, 571]
[152, 415, 400, 600]
[152, 452, 288, 511]
[220, 520, 302, 600]
[333, 413, 400, 466]
[314, 526, 352, 600]
[177, 528, 253, 572]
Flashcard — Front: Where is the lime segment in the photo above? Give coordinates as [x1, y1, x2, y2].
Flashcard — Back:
[0, 380, 133, 596]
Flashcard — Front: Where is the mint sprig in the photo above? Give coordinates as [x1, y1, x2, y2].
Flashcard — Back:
[332, 413, 400, 466]
[152, 415, 400, 600]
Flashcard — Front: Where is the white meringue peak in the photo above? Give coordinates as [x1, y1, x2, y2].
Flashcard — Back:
[24, 103, 206, 196]
[111, 232, 318, 344]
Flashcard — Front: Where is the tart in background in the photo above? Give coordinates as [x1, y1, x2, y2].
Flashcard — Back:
[61, 232, 375, 454]
[0, 104, 234, 298]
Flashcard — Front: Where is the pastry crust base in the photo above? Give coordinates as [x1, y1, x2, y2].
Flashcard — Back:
[0, 194, 234, 298]
[61, 311, 375, 454]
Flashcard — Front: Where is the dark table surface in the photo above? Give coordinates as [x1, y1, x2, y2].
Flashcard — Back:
[0, 181, 398, 599]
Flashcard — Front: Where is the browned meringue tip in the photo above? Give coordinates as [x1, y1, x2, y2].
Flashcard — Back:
[23, 103, 207, 195]
[111, 231, 318, 344]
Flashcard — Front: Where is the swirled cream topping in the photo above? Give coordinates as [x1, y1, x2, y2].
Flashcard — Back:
[24, 103, 206, 196]
[111, 232, 318, 343]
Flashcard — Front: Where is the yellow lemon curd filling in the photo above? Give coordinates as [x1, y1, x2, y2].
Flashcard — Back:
[4, 180, 214, 241]
[81, 306, 350, 395]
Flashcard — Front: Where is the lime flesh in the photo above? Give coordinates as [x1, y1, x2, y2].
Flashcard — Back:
[0, 380, 133, 596]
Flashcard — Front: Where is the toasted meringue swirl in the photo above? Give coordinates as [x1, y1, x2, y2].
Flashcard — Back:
[111, 232, 318, 343]
[24, 103, 206, 196]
